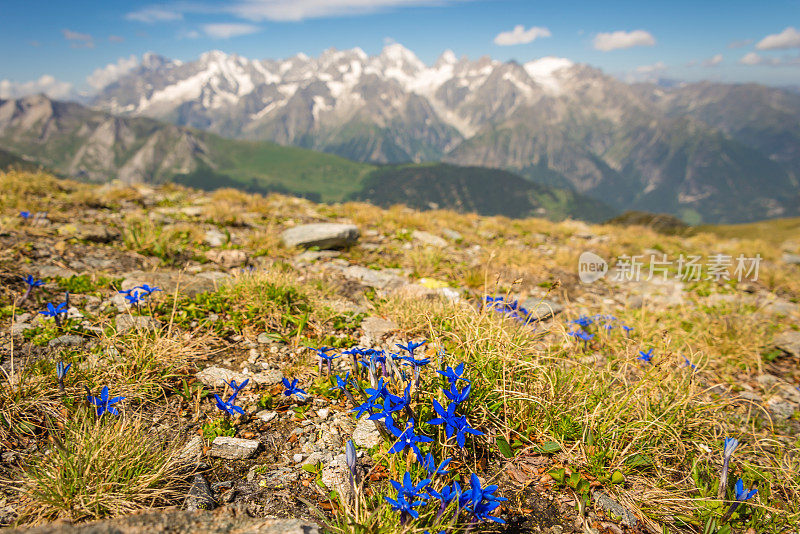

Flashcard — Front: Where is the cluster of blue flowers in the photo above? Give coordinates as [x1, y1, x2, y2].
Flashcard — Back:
[483, 296, 530, 323]
[717, 437, 758, 521]
[310, 341, 503, 527]
[118, 284, 162, 306]
[567, 314, 634, 343]
[214, 379, 249, 416]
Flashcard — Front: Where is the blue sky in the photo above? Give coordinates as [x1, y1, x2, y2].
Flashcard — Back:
[1, 0, 799, 98]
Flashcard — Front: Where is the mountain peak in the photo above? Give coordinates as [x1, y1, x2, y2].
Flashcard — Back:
[379, 43, 425, 71]
[435, 49, 458, 67]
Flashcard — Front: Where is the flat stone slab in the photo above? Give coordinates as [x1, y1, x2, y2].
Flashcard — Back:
[281, 223, 359, 249]
[115, 315, 162, 334]
[521, 298, 564, 321]
[211, 436, 260, 459]
[775, 330, 800, 357]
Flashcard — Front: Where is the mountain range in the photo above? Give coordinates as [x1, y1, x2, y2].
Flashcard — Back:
[0, 94, 612, 222]
[88, 45, 800, 224]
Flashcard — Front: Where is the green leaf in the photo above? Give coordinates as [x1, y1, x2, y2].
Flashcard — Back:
[301, 463, 319, 473]
[497, 437, 514, 458]
[536, 441, 562, 454]
[548, 468, 565, 483]
[611, 470, 625, 484]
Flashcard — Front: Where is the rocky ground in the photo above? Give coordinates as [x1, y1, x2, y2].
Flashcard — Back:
[1, 172, 799, 533]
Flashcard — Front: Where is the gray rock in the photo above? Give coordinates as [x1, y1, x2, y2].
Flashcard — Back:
[412, 230, 447, 247]
[48, 334, 85, 348]
[361, 316, 398, 342]
[196, 366, 283, 388]
[185, 474, 216, 511]
[782, 253, 800, 265]
[204, 228, 228, 247]
[256, 410, 278, 423]
[6, 508, 320, 533]
[738, 391, 762, 403]
[210, 437, 259, 459]
[281, 223, 359, 249]
[763, 299, 798, 316]
[59, 223, 120, 243]
[757, 373, 780, 389]
[121, 271, 222, 298]
[321, 453, 353, 500]
[178, 436, 203, 462]
[592, 490, 637, 527]
[115, 315, 162, 334]
[294, 250, 341, 262]
[205, 249, 248, 268]
[352, 417, 382, 448]
[338, 265, 405, 290]
[11, 322, 33, 336]
[521, 298, 564, 321]
[767, 397, 796, 421]
[775, 331, 800, 358]
[442, 228, 463, 241]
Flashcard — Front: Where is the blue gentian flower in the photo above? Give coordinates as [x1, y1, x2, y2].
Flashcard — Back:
[718, 437, 739, 499]
[309, 346, 338, 375]
[396, 340, 427, 357]
[56, 361, 71, 380]
[88, 386, 125, 417]
[24, 275, 44, 288]
[461, 473, 507, 524]
[637, 349, 654, 363]
[39, 302, 67, 318]
[428, 399, 484, 447]
[421, 452, 451, 476]
[683, 356, 697, 370]
[622, 325, 633, 333]
[443, 381, 471, 404]
[735, 478, 757, 501]
[214, 392, 245, 416]
[346, 439, 358, 490]
[386, 418, 433, 458]
[226, 378, 249, 395]
[568, 330, 594, 342]
[438, 363, 468, 385]
[19, 211, 31, 219]
[428, 480, 461, 504]
[282, 378, 307, 400]
[385, 492, 426, 521]
[136, 284, 162, 295]
[571, 315, 594, 328]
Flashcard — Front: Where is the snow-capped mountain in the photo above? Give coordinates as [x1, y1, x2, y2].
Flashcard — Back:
[91, 44, 800, 223]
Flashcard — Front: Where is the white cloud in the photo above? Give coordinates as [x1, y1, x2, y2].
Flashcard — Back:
[756, 27, 800, 50]
[493, 25, 551, 46]
[62, 28, 94, 48]
[593, 29, 655, 51]
[702, 54, 723, 67]
[228, 0, 467, 21]
[87, 55, 140, 90]
[739, 51, 800, 67]
[202, 23, 261, 39]
[0, 75, 74, 100]
[125, 7, 183, 23]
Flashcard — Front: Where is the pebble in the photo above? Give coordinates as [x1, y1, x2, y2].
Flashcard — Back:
[210, 437, 260, 459]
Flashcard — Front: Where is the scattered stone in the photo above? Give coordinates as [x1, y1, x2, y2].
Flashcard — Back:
[196, 366, 283, 387]
[210, 437, 259, 460]
[295, 250, 341, 262]
[321, 453, 353, 500]
[756, 373, 780, 389]
[178, 436, 203, 462]
[115, 315, 162, 334]
[592, 490, 637, 527]
[767, 397, 795, 421]
[204, 228, 228, 247]
[336, 265, 406, 290]
[121, 271, 223, 298]
[48, 334, 84, 348]
[782, 253, 800, 265]
[281, 223, 359, 249]
[361, 316, 398, 343]
[293, 453, 304, 463]
[521, 298, 564, 321]
[11, 322, 33, 336]
[352, 417, 382, 448]
[442, 228, 463, 241]
[738, 391, 762, 403]
[257, 410, 278, 423]
[185, 474, 216, 511]
[412, 230, 447, 247]
[205, 249, 248, 268]
[58, 223, 120, 243]
[775, 331, 800, 358]
[763, 299, 798, 316]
